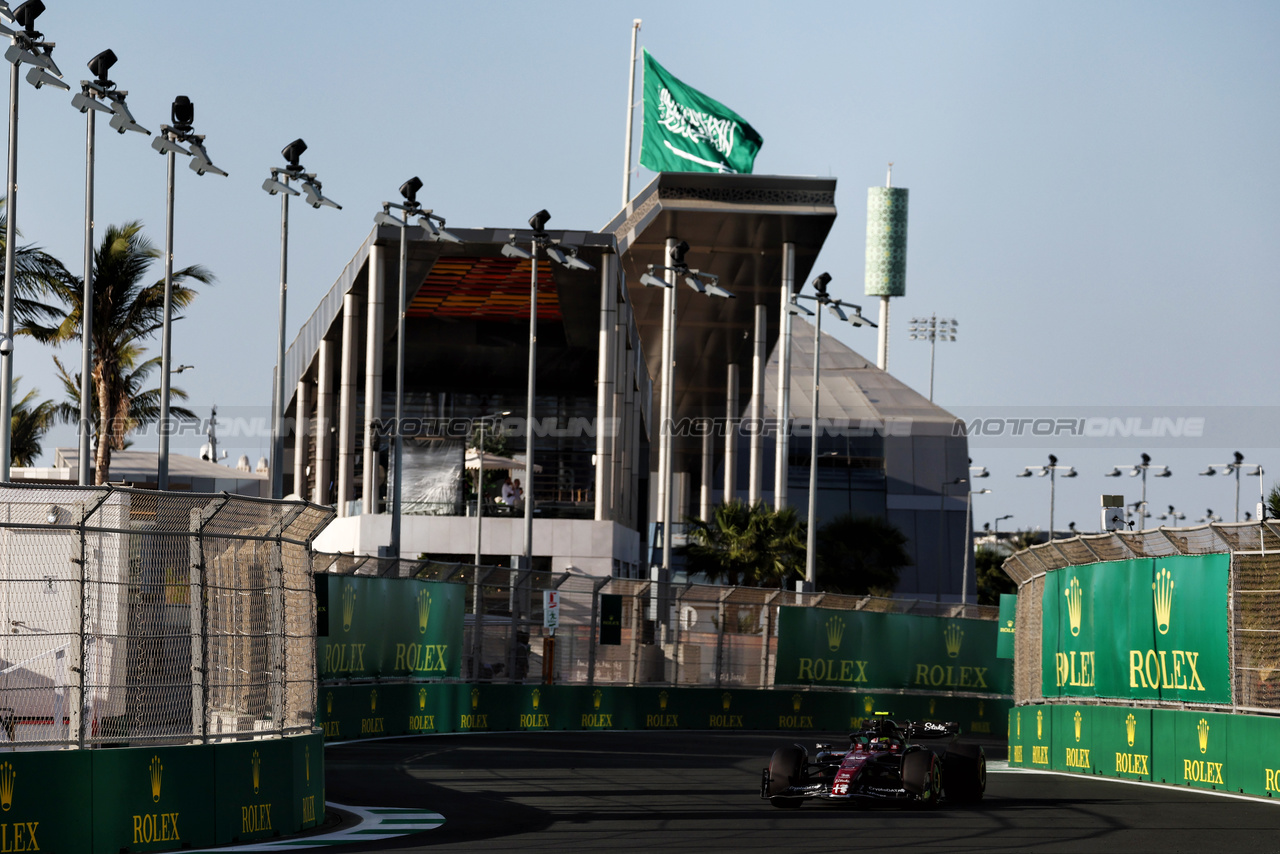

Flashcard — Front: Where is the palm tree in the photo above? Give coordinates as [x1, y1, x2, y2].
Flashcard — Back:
[684, 500, 807, 587]
[815, 514, 912, 595]
[9, 378, 55, 467]
[0, 198, 74, 328]
[22, 221, 212, 483]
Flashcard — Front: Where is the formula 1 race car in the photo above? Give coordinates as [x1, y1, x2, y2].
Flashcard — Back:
[760, 713, 986, 808]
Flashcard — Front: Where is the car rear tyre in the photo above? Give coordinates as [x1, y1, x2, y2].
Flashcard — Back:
[767, 746, 806, 809]
[944, 744, 986, 803]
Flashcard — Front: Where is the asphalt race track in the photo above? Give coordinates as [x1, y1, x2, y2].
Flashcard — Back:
[325, 731, 1280, 853]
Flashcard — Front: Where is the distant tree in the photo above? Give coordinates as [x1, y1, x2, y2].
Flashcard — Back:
[684, 500, 806, 588]
[0, 198, 74, 327]
[9, 378, 55, 467]
[22, 222, 211, 483]
[815, 514, 911, 596]
[976, 545, 1016, 606]
[1267, 484, 1280, 521]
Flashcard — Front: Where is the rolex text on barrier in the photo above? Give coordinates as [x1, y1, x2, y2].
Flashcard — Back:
[1040, 554, 1230, 703]
[317, 576, 465, 679]
[773, 607, 1012, 694]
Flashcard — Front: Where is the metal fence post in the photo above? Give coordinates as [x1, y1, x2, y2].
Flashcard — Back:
[760, 590, 780, 688]
[190, 496, 228, 743]
[507, 568, 530, 682]
[587, 576, 609, 688]
[628, 582, 650, 685]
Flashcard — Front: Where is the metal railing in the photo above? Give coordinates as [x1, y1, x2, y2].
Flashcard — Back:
[1002, 520, 1280, 712]
[314, 553, 996, 688]
[0, 484, 332, 749]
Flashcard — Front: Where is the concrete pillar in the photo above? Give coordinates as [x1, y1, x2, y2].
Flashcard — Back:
[314, 338, 335, 505]
[877, 295, 890, 371]
[748, 304, 766, 505]
[724, 362, 738, 503]
[774, 242, 795, 509]
[611, 312, 628, 525]
[594, 254, 617, 522]
[700, 421, 712, 521]
[337, 292, 361, 517]
[293, 378, 310, 499]
[362, 244, 385, 514]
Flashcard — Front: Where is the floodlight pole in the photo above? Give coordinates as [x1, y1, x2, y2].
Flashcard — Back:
[660, 239, 677, 577]
[523, 237, 538, 566]
[158, 140, 176, 489]
[621, 18, 641, 206]
[271, 175, 289, 499]
[0, 61, 17, 480]
[803, 290, 823, 588]
[78, 93, 95, 485]
[390, 220, 407, 557]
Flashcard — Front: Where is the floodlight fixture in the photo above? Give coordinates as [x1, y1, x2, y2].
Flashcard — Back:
[501, 241, 532, 260]
[281, 137, 307, 169]
[640, 271, 669, 288]
[417, 215, 459, 243]
[12, 0, 41, 33]
[812, 271, 831, 296]
[703, 281, 736, 299]
[561, 248, 594, 271]
[171, 94, 193, 130]
[87, 48, 115, 82]
[0, 2, 11, 24]
[529, 208, 551, 234]
[151, 134, 189, 157]
[683, 274, 706, 294]
[399, 175, 423, 205]
[788, 300, 814, 317]
[300, 177, 340, 209]
[670, 240, 689, 269]
[70, 90, 110, 113]
[187, 138, 227, 176]
[262, 176, 299, 196]
[374, 209, 407, 228]
[827, 302, 848, 323]
[543, 244, 567, 266]
[847, 311, 875, 328]
[25, 64, 64, 89]
[107, 99, 148, 135]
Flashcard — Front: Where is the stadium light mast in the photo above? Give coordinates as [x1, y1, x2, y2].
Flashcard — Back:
[960, 465, 990, 606]
[71, 48, 149, 485]
[907, 314, 956, 402]
[0, 0, 68, 479]
[1199, 451, 1262, 522]
[1104, 453, 1170, 532]
[1018, 454, 1077, 541]
[791, 272, 876, 591]
[263, 138, 340, 500]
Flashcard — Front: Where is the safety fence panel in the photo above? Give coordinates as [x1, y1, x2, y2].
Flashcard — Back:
[0, 484, 332, 749]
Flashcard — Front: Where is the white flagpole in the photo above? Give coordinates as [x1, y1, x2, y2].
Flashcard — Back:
[622, 18, 642, 207]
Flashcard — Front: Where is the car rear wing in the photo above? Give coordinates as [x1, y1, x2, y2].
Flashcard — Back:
[904, 721, 960, 738]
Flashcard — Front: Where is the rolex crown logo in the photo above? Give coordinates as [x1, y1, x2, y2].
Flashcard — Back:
[659, 690, 669, 710]
[593, 689, 602, 710]
[342, 583, 357, 632]
[1125, 713, 1136, 747]
[1197, 718, 1209, 754]
[419, 688, 427, 710]
[825, 616, 845, 652]
[722, 692, 731, 710]
[370, 689, 378, 712]
[471, 688, 480, 710]
[1073, 710, 1082, 742]
[792, 694, 802, 712]
[252, 749, 261, 795]
[1065, 577, 1083, 637]
[531, 689, 540, 710]
[863, 696, 874, 713]
[0, 762, 13, 811]
[1036, 709, 1043, 739]
[944, 622, 964, 658]
[1153, 568, 1175, 635]
[417, 590, 431, 634]
[150, 756, 163, 803]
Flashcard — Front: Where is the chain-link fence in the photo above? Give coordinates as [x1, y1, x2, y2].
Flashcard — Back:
[0, 484, 332, 749]
[1002, 520, 1280, 712]
[314, 553, 997, 688]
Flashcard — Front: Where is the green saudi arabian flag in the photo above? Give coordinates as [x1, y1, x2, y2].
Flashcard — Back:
[640, 49, 763, 174]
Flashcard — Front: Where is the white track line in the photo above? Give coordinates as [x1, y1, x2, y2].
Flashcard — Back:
[182, 803, 445, 852]
[990, 759, 1280, 805]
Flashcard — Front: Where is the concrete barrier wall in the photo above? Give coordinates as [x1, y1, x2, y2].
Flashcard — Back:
[318, 683, 1010, 741]
[0, 732, 323, 854]
[1008, 704, 1280, 798]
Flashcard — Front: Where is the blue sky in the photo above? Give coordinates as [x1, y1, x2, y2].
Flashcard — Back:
[6, 0, 1279, 530]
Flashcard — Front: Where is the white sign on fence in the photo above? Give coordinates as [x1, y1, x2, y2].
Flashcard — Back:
[543, 590, 560, 633]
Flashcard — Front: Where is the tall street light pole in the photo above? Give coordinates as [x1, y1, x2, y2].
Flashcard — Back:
[908, 314, 957, 402]
[502, 214, 595, 569]
[639, 241, 734, 578]
[1018, 454, 1077, 540]
[792, 272, 875, 592]
[263, 138, 340, 500]
[71, 49, 149, 485]
[151, 95, 226, 490]
[960, 465, 989, 606]
[1105, 452, 1170, 532]
[374, 178, 461, 557]
[0, 1, 66, 479]
[1200, 451, 1262, 523]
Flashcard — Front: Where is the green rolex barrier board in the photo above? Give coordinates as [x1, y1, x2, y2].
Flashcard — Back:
[316, 683, 1011, 741]
[1041, 555, 1230, 703]
[774, 606, 1012, 694]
